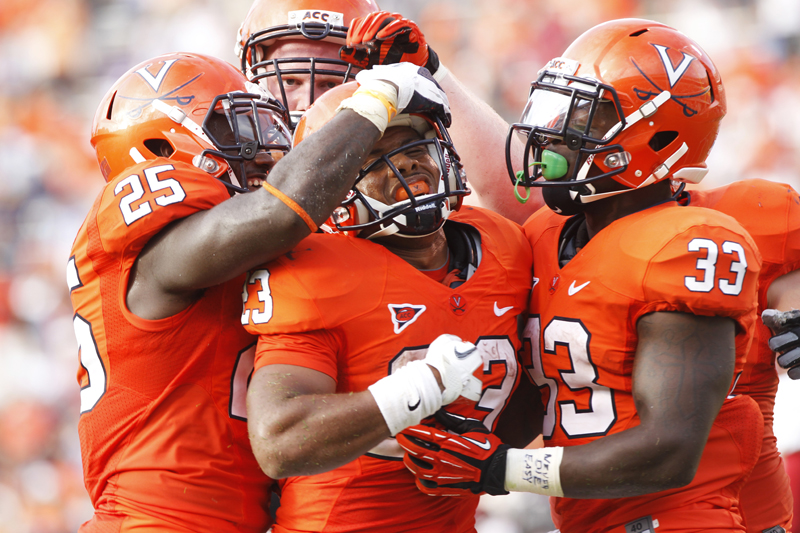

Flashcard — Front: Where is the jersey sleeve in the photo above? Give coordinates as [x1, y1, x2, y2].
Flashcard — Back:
[254, 329, 343, 382]
[762, 182, 800, 277]
[96, 159, 230, 258]
[636, 222, 761, 331]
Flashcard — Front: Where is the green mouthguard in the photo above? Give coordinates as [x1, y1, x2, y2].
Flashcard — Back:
[540, 150, 568, 180]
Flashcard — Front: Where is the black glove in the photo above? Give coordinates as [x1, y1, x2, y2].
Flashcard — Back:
[762, 309, 800, 379]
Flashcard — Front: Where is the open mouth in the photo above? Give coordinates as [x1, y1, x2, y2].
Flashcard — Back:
[394, 179, 431, 202]
[247, 175, 268, 190]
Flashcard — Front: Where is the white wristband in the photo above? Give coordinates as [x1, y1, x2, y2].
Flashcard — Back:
[336, 80, 398, 135]
[368, 360, 442, 436]
[504, 447, 565, 497]
[433, 63, 450, 83]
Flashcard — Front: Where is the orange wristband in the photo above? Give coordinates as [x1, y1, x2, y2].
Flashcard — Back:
[262, 181, 317, 232]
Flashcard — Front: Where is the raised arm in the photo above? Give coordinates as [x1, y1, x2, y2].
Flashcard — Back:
[339, 11, 544, 224]
[130, 110, 379, 319]
[437, 73, 543, 223]
[129, 63, 452, 319]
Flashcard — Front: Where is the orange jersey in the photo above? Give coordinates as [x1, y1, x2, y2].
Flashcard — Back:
[68, 159, 272, 533]
[242, 206, 533, 533]
[685, 179, 800, 532]
[523, 201, 763, 533]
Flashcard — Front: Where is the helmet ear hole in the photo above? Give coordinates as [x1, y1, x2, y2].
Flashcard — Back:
[143, 139, 175, 158]
[648, 131, 679, 152]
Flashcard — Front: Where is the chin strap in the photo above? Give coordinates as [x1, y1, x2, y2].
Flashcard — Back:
[573, 141, 689, 204]
[360, 193, 453, 240]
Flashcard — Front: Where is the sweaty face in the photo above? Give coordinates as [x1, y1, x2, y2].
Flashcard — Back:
[258, 39, 353, 115]
[357, 126, 440, 206]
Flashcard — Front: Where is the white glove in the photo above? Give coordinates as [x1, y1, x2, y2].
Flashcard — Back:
[422, 334, 483, 404]
[355, 63, 451, 125]
[338, 63, 451, 134]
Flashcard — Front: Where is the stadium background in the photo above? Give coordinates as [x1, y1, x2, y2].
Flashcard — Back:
[0, 0, 798, 531]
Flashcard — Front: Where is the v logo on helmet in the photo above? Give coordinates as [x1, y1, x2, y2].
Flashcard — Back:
[136, 59, 179, 92]
[652, 44, 695, 88]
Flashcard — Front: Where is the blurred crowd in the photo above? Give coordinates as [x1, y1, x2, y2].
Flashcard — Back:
[0, 0, 797, 531]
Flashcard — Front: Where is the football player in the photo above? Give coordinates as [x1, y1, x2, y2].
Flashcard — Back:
[675, 181, 798, 531]
[241, 76, 534, 532]
[236, 0, 543, 220]
[398, 19, 766, 533]
[68, 52, 447, 532]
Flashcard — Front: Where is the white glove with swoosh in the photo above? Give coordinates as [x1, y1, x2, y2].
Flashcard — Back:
[422, 334, 483, 404]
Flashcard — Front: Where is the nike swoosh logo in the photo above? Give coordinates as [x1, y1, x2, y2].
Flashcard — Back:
[454, 346, 477, 359]
[462, 435, 492, 450]
[493, 302, 514, 316]
[568, 280, 591, 296]
[408, 397, 421, 411]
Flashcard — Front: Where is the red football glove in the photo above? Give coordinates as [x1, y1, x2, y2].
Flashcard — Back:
[396, 421, 509, 497]
[340, 11, 441, 74]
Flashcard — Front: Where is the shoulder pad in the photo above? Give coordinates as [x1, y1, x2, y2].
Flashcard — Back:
[243, 234, 389, 335]
[97, 159, 230, 257]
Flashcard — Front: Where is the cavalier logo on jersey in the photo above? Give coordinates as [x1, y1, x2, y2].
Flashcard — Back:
[389, 303, 426, 334]
[450, 294, 466, 315]
[549, 275, 560, 294]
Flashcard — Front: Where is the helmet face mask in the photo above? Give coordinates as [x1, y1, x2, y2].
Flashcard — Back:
[201, 91, 292, 193]
[511, 70, 629, 189]
[505, 19, 727, 214]
[343, 123, 467, 239]
[237, 0, 380, 126]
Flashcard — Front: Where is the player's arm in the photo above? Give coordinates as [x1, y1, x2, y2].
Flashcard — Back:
[555, 311, 734, 497]
[129, 65, 451, 319]
[247, 363, 389, 479]
[129, 110, 379, 319]
[247, 333, 483, 479]
[339, 11, 543, 224]
[763, 268, 800, 379]
[399, 311, 735, 498]
[436, 74, 543, 222]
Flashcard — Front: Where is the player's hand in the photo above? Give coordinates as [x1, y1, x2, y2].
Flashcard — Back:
[397, 421, 509, 496]
[340, 12, 440, 74]
[421, 334, 482, 404]
[762, 309, 800, 379]
[355, 63, 451, 126]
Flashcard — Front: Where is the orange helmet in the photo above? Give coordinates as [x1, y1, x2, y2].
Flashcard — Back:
[507, 19, 726, 213]
[236, 0, 380, 122]
[294, 82, 467, 238]
[91, 52, 291, 193]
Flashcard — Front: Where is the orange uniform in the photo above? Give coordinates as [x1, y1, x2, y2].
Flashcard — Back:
[242, 207, 532, 533]
[683, 179, 800, 532]
[523, 201, 763, 533]
[68, 159, 272, 533]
